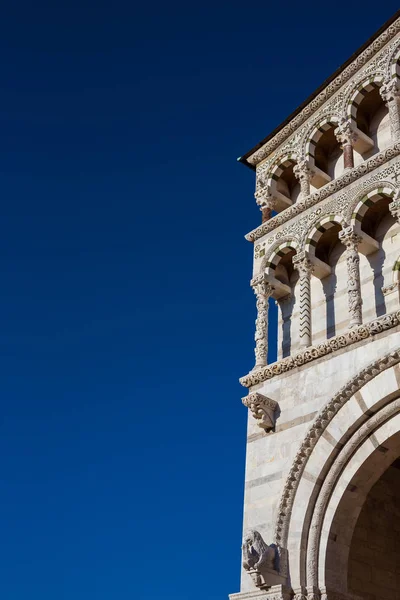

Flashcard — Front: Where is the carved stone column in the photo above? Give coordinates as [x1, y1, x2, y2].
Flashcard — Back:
[254, 188, 277, 223]
[380, 78, 400, 142]
[335, 119, 357, 170]
[339, 227, 363, 328]
[293, 252, 314, 348]
[293, 158, 312, 198]
[251, 274, 274, 369]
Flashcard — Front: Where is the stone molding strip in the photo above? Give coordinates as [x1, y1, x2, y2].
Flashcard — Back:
[240, 310, 400, 388]
[246, 17, 400, 166]
[245, 143, 400, 242]
[273, 348, 400, 547]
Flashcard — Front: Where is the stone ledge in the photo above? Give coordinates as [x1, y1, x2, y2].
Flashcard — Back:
[240, 310, 400, 388]
[245, 143, 400, 243]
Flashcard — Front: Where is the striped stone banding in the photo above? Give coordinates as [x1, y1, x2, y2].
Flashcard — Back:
[266, 153, 297, 187]
[351, 186, 395, 225]
[347, 76, 385, 124]
[305, 215, 344, 253]
[306, 117, 340, 163]
[264, 241, 298, 274]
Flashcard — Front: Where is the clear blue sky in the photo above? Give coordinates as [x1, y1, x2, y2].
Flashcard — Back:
[0, 2, 398, 599]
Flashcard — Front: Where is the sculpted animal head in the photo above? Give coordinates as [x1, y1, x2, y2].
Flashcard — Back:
[242, 529, 276, 573]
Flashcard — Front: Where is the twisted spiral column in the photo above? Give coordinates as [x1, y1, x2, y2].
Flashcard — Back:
[293, 252, 314, 348]
[339, 227, 363, 328]
[251, 274, 274, 369]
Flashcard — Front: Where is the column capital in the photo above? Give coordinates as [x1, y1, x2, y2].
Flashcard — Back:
[254, 188, 276, 209]
[250, 274, 275, 296]
[389, 190, 400, 221]
[380, 77, 400, 103]
[334, 118, 357, 146]
[339, 226, 362, 248]
[293, 252, 314, 276]
[293, 157, 312, 197]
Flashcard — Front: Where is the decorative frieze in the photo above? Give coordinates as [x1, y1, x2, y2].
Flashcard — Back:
[246, 143, 400, 243]
[240, 310, 400, 387]
[245, 19, 400, 167]
[242, 392, 278, 431]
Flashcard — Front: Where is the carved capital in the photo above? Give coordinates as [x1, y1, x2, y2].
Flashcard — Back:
[293, 252, 314, 277]
[251, 274, 275, 298]
[255, 188, 277, 210]
[380, 77, 400, 103]
[389, 193, 400, 221]
[242, 392, 278, 431]
[338, 226, 362, 250]
[334, 118, 357, 146]
[293, 158, 312, 181]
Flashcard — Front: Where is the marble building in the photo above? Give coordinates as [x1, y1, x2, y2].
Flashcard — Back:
[230, 11, 400, 600]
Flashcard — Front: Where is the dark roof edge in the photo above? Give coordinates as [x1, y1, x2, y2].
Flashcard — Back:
[238, 10, 400, 171]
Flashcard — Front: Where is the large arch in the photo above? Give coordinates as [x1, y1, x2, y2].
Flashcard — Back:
[274, 349, 400, 593]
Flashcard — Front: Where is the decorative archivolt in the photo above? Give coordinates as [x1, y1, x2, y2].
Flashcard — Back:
[273, 347, 400, 550]
[266, 152, 298, 188]
[304, 214, 345, 254]
[348, 181, 396, 225]
[346, 73, 386, 127]
[259, 237, 300, 275]
[304, 115, 341, 164]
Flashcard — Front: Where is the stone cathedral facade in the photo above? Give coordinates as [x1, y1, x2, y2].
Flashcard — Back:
[230, 11, 400, 600]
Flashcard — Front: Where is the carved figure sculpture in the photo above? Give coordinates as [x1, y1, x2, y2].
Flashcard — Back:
[242, 529, 276, 587]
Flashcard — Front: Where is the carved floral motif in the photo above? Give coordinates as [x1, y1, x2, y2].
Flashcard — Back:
[242, 392, 278, 431]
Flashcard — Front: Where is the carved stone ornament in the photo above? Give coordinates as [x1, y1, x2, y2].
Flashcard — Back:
[380, 77, 400, 103]
[339, 226, 363, 327]
[246, 142, 400, 243]
[382, 280, 400, 296]
[334, 118, 357, 146]
[240, 309, 400, 387]
[242, 530, 278, 589]
[251, 275, 275, 370]
[242, 392, 278, 432]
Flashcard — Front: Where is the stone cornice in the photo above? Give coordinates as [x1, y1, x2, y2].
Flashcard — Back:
[239, 310, 400, 388]
[245, 142, 400, 243]
[246, 18, 400, 167]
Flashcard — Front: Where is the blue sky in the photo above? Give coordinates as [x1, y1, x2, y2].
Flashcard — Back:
[0, 2, 398, 599]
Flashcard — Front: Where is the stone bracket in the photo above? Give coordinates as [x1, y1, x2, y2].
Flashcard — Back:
[242, 393, 278, 432]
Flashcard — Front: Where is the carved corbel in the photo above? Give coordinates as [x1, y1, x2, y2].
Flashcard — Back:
[242, 392, 278, 432]
[242, 530, 286, 590]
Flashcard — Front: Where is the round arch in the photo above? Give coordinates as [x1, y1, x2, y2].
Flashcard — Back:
[304, 214, 345, 255]
[345, 74, 385, 128]
[277, 349, 400, 593]
[349, 184, 396, 229]
[304, 116, 341, 167]
[265, 152, 298, 188]
[262, 239, 299, 277]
